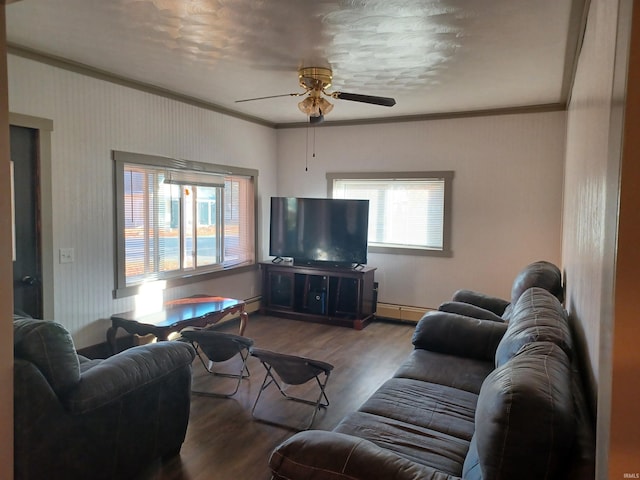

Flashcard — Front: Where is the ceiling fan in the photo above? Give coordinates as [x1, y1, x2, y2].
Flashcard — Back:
[235, 67, 396, 124]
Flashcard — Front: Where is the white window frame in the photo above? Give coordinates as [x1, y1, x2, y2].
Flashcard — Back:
[113, 151, 258, 298]
[327, 171, 453, 257]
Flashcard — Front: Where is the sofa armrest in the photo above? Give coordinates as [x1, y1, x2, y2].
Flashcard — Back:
[451, 289, 510, 315]
[270, 430, 456, 480]
[63, 341, 196, 413]
[438, 301, 505, 322]
[412, 311, 507, 362]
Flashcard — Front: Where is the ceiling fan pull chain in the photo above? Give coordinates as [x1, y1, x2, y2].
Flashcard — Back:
[305, 124, 309, 171]
[313, 126, 316, 161]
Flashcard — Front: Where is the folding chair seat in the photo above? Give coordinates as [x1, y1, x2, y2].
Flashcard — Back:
[250, 347, 334, 430]
[180, 329, 254, 397]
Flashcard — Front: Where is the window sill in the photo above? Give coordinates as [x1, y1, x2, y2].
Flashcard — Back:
[113, 263, 258, 299]
[368, 245, 453, 257]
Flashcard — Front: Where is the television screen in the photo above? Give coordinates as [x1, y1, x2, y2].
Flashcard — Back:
[269, 197, 369, 266]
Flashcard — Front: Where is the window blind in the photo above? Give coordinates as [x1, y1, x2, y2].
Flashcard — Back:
[116, 154, 257, 295]
[333, 177, 446, 250]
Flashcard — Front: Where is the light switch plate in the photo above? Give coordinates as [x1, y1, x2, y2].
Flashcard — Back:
[59, 247, 75, 264]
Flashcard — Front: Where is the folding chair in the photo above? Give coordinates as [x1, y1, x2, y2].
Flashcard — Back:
[250, 347, 334, 430]
[180, 329, 254, 398]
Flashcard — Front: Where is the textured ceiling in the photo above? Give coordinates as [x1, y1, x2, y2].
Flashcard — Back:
[6, 0, 585, 126]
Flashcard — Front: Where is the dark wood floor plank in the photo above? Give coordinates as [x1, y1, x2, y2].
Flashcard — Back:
[138, 315, 416, 480]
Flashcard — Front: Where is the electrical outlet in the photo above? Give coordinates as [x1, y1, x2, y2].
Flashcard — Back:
[59, 248, 75, 264]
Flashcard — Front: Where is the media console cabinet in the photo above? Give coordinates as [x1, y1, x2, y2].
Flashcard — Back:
[260, 261, 377, 329]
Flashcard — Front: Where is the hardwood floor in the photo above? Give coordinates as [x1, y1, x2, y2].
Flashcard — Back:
[138, 314, 416, 480]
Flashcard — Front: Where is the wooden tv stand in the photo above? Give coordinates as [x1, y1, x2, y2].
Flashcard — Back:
[260, 261, 377, 329]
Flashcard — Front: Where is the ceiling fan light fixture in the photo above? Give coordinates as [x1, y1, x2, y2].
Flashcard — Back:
[298, 96, 315, 115]
[298, 96, 333, 117]
[318, 97, 334, 115]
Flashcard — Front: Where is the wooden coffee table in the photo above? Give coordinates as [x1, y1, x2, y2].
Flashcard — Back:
[107, 295, 248, 354]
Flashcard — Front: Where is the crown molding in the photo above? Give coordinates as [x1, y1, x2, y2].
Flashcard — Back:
[7, 43, 276, 128]
[8, 43, 567, 131]
[275, 103, 566, 129]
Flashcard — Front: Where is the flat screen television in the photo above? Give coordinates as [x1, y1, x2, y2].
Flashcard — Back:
[269, 197, 369, 267]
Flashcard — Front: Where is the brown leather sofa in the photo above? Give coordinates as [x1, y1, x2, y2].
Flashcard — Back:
[13, 316, 196, 480]
[268, 285, 595, 480]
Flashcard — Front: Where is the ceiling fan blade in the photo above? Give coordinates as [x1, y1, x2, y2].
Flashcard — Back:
[332, 92, 396, 107]
[235, 93, 303, 103]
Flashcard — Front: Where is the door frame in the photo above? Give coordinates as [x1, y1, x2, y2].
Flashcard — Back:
[9, 112, 54, 318]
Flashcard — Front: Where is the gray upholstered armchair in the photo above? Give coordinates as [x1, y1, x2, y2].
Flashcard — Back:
[13, 316, 196, 480]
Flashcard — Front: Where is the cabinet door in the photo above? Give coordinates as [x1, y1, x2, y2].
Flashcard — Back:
[268, 272, 294, 308]
[333, 277, 360, 317]
[295, 274, 328, 314]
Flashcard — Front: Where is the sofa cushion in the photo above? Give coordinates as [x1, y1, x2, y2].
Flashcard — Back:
[332, 377, 479, 476]
[270, 430, 457, 480]
[450, 290, 510, 316]
[438, 302, 505, 322]
[413, 311, 507, 362]
[465, 341, 574, 480]
[358, 377, 478, 441]
[462, 434, 482, 480]
[78, 356, 103, 373]
[495, 287, 571, 367]
[394, 349, 494, 394]
[13, 318, 81, 397]
[510, 260, 563, 305]
[64, 341, 196, 413]
[335, 411, 471, 476]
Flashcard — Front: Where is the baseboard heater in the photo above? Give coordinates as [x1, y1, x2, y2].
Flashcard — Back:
[374, 303, 431, 323]
[207, 296, 261, 324]
[249, 296, 429, 324]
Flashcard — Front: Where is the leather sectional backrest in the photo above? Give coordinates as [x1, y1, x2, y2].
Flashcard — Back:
[13, 318, 81, 397]
[510, 260, 563, 306]
[463, 341, 575, 480]
[495, 287, 572, 368]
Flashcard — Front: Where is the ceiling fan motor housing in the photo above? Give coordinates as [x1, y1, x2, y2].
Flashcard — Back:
[298, 67, 333, 91]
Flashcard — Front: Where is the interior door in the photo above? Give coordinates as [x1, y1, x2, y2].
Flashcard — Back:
[11, 125, 43, 319]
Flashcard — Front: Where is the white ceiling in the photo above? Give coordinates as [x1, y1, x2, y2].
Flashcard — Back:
[6, 0, 586, 127]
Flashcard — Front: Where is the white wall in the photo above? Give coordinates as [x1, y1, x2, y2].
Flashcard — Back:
[276, 111, 566, 309]
[7, 51, 568, 347]
[8, 54, 278, 348]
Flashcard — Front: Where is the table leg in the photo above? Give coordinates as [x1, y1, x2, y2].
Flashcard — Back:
[156, 330, 170, 341]
[106, 325, 119, 356]
[239, 310, 248, 336]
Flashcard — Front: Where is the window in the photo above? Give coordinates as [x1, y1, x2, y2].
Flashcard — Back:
[328, 171, 453, 257]
[113, 151, 257, 298]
